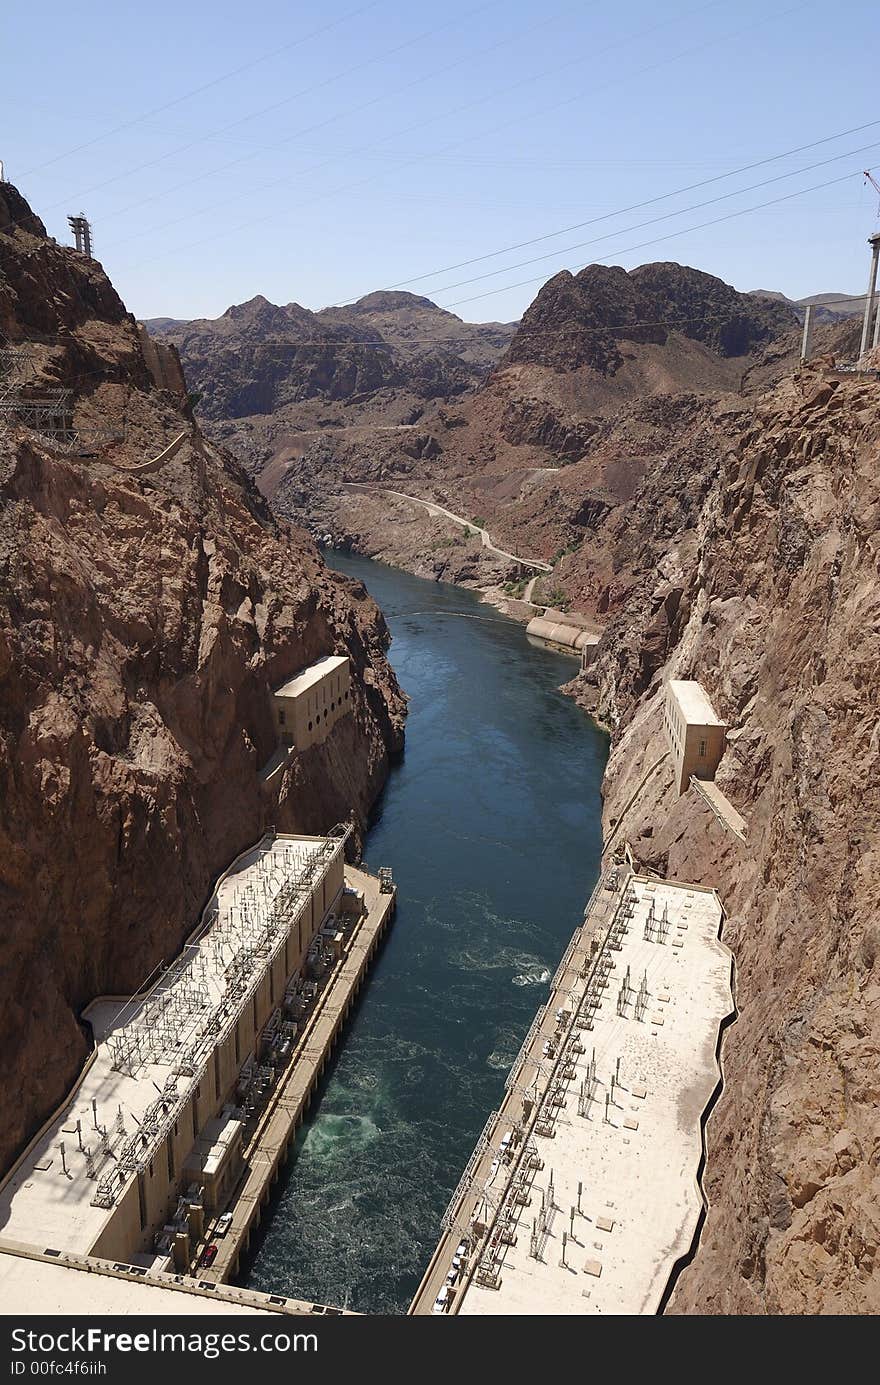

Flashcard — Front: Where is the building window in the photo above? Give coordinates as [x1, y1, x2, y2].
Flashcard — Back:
[308, 720, 313, 731]
[279, 709, 286, 726]
[167, 1142, 175, 1182]
[699, 739, 706, 757]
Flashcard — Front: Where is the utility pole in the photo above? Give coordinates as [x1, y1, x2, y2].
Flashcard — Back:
[858, 233, 880, 364]
[800, 303, 815, 363]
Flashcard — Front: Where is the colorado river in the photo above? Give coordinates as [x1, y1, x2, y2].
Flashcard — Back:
[244, 555, 608, 1313]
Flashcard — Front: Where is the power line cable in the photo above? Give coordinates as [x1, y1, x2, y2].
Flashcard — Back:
[370, 119, 880, 294]
[309, 0, 817, 306]
[97, 0, 586, 243]
[418, 138, 880, 297]
[99, 0, 733, 263]
[0, 0, 561, 243]
[42, 0, 505, 216]
[440, 167, 867, 308]
[17, 0, 383, 179]
[2, 0, 784, 268]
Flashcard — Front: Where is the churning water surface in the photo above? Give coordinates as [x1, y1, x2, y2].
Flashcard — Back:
[244, 554, 608, 1313]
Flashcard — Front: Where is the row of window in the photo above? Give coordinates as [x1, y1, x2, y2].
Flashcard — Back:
[307, 688, 351, 732]
[664, 700, 708, 759]
[306, 673, 349, 715]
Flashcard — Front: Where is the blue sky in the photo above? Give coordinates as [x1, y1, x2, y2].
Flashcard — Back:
[5, 0, 879, 321]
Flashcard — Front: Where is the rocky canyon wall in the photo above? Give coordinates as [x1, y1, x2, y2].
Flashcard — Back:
[577, 368, 880, 1313]
[0, 185, 405, 1176]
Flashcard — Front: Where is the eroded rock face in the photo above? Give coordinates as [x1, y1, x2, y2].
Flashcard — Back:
[578, 368, 880, 1314]
[504, 262, 797, 374]
[0, 188, 405, 1175]
[212, 258, 818, 588]
[145, 292, 516, 421]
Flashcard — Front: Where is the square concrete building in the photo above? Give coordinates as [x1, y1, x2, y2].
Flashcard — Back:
[273, 654, 351, 750]
[664, 679, 726, 794]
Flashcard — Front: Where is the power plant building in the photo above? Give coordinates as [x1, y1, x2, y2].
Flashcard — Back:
[663, 679, 727, 794]
[0, 831, 350, 1272]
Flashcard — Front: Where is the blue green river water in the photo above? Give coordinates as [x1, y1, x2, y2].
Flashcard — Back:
[244, 553, 608, 1313]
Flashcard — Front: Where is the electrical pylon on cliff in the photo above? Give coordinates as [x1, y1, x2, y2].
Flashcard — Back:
[67, 212, 93, 259]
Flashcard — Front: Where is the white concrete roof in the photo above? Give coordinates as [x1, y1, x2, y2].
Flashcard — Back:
[457, 878, 732, 1316]
[0, 1250, 271, 1316]
[0, 836, 332, 1257]
[668, 679, 725, 727]
[274, 655, 348, 699]
[0, 1247, 306, 1316]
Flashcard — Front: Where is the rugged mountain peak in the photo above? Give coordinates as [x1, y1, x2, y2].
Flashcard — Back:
[0, 182, 47, 238]
[0, 183, 134, 361]
[505, 259, 797, 375]
[222, 294, 302, 328]
[350, 290, 439, 313]
[147, 283, 517, 422]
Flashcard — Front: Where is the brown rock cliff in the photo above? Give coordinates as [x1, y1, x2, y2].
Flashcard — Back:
[0, 186, 405, 1177]
[577, 367, 880, 1313]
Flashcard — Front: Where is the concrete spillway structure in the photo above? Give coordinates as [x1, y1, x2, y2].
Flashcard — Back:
[410, 869, 732, 1316]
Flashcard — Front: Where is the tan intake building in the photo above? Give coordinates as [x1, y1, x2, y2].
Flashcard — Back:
[273, 654, 351, 751]
[663, 679, 727, 794]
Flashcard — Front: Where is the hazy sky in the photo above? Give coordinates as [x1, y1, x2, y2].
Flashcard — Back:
[6, 0, 879, 322]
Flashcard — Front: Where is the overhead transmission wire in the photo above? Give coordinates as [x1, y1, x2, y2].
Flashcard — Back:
[5, 176, 869, 364]
[442, 167, 872, 308]
[363, 118, 880, 297]
[98, 0, 743, 264]
[0, 0, 562, 244]
[168, 169, 874, 344]
[42, 0, 506, 217]
[17, 0, 384, 179]
[5, 0, 799, 264]
[117, 0, 812, 272]
[6, 2, 862, 325]
[414, 137, 880, 298]
[96, 0, 591, 247]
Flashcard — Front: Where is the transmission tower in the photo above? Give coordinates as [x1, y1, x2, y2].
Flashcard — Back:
[67, 213, 93, 259]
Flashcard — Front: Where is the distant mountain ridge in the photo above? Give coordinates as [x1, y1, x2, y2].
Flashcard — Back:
[143, 291, 516, 419]
[748, 287, 868, 321]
